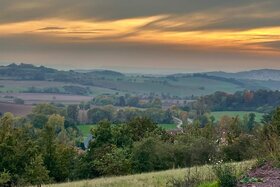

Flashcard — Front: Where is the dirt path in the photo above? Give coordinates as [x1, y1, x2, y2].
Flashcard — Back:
[238, 163, 280, 187]
[172, 116, 183, 129]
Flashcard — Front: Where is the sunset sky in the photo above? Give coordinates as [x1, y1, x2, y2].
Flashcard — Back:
[1, 0, 280, 73]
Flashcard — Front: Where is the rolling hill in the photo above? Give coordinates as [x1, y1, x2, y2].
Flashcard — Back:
[206, 69, 280, 81]
[0, 63, 279, 98]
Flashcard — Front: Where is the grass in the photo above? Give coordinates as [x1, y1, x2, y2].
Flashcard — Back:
[158, 123, 177, 130]
[78, 124, 97, 138]
[210, 111, 264, 123]
[98, 76, 243, 97]
[43, 160, 255, 187]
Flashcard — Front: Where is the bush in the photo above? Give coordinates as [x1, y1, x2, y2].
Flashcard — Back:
[132, 137, 173, 173]
[258, 107, 280, 166]
[221, 134, 255, 162]
[198, 181, 219, 187]
[212, 162, 237, 187]
[14, 98, 24, 104]
[166, 168, 200, 187]
[0, 170, 11, 185]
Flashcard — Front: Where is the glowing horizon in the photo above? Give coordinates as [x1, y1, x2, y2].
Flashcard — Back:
[0, 0, 280, 72]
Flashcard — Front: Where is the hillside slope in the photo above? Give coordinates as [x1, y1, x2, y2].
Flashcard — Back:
[0, 64, 247, 97]
[44, 161, 254, 187]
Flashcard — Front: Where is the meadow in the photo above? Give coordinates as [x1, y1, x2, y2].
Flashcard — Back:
[78, 124, 97, 138]
[93, 76, 244, 97]
[210, 111, 264, 123]
[43, 160, 254, 187]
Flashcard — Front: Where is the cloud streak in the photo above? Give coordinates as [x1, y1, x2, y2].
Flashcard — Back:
[0, 0, 280, 71]
[38, 27, 65, 31]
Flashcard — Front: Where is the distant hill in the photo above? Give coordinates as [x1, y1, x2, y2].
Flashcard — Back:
[206, 69, 280, 81]
[86, 70, 124, 77]
[0, 63, 57, 80]
[74, 69, 124, 77]
[0, 63, 280, 97]
[0, 63, 124, 82]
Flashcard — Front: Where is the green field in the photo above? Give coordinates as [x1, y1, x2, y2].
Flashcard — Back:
[78, 123, 177, 137]
[0, 75, 274, 98]
[43, 160, 254, 187]
[94, 76, 243, 97]
[0, 76, 244, 98]
[158, 123, 177, 130]
[78, 125, 97, 137]
[210, 111, 264, 123]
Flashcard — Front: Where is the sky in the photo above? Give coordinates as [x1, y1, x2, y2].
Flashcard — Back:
[0, 0, 280, 73]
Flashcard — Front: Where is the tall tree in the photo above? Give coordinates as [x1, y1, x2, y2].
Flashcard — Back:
[67, 105, 78, 122]
[23, 155, 50, 186]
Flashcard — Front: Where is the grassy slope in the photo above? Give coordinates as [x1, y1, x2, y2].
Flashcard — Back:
[210, 111, 264, 123]
[44, 161, 255, 187]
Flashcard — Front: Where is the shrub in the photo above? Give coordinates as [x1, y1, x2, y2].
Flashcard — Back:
[132, 137, 173, 173]
[13, 98, 24, 104]
[0, 170, 11, 185]
[221, 134, 255, 162]
[239, 176, 262, 184]
[167, 177, 198, 187]
[198, 181, 219, 187]
[212, 162, 237, 187]
[166, 168, 200, 187]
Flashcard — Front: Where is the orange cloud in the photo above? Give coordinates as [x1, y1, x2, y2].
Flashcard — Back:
[0, 15, 280, 56]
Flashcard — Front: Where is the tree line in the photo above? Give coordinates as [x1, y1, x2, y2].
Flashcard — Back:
[194, 90, 280, 113]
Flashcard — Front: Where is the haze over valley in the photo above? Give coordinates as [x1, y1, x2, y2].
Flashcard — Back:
[1, 1, 280, 187]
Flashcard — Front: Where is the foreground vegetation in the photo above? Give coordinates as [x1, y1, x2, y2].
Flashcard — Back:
[44, 161, 254, 187]
[1, 102, 280, 186]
